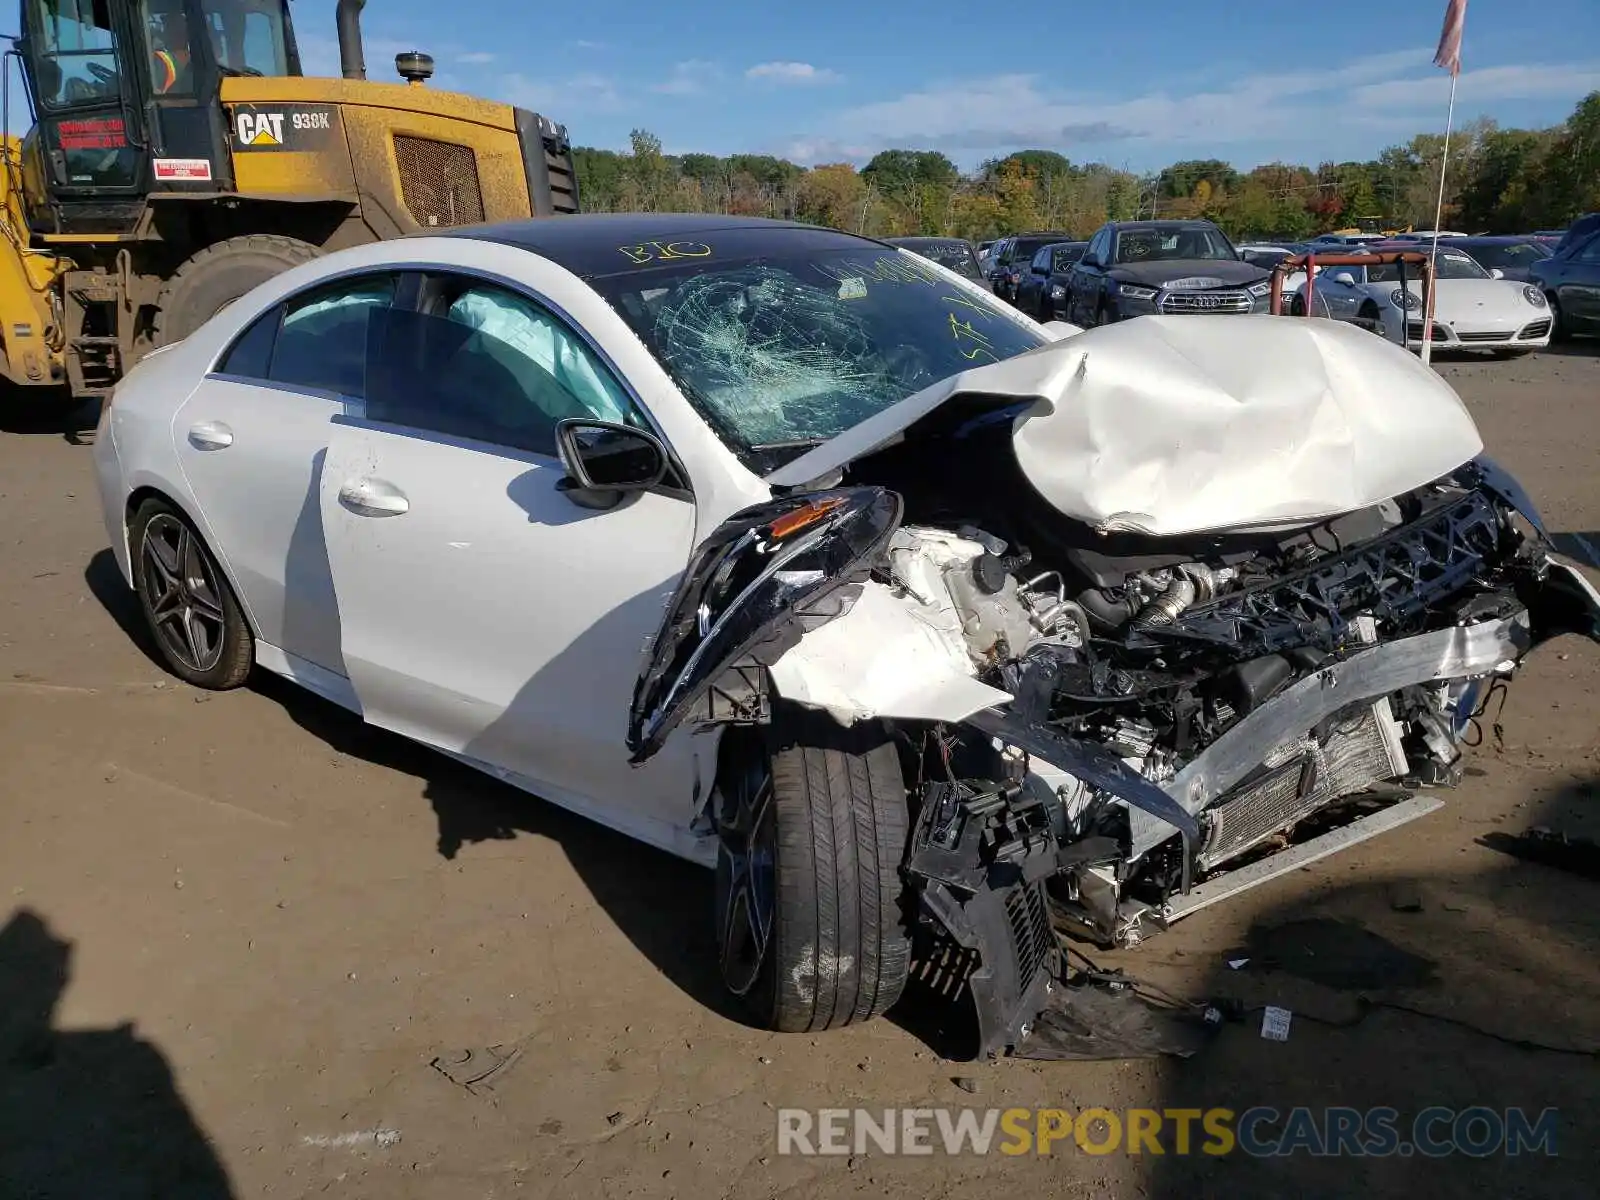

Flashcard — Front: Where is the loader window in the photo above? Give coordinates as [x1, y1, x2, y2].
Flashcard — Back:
[199, 0, 291, 77]
[30, 0, 122, 109]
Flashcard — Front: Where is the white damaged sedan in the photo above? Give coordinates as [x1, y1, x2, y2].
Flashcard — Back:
[1290, 246, 1554, 354]
[93, 216, 1599, 1058]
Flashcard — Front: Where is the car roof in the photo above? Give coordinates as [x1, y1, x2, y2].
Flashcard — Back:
[1110, 220, 1216, 230]
[886, 235, 971, 246]
[446, 213, 885, 280]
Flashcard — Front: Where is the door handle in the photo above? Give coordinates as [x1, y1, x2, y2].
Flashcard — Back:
[338, 478, 410, 518]
[187, 420, 233, 450]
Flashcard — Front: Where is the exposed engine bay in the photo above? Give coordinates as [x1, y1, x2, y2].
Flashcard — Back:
[624, 323, 1600, 1061]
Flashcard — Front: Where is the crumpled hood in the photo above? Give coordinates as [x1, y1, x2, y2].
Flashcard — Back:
[766, 313, 1484, 538]
[1108, 259, 1269, 289]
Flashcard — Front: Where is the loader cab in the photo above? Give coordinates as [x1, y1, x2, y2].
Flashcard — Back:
[17, 0, 300, 232]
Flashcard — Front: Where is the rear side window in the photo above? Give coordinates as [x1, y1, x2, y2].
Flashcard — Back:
[217, 306, 280, 377]
[270, 275, 397, 397]
[212, 272, 398, 396]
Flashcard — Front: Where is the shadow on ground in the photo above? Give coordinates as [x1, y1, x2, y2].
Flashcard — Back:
[1540, 337, 1599, 358]
[0, 385, 99, 441]
[0, 909, 236, 1198]
[1140, 770, 1600, 1199]
[248, 670, 734, 1022]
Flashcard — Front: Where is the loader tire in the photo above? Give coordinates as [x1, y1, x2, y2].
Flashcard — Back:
[153, 235, 324, 347]
[712, 710, 911, 1033]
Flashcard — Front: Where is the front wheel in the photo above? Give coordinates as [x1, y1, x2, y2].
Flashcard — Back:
[713, 711, 910, 1033]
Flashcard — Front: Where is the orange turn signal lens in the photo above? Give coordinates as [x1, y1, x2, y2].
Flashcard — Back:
[767, 495, 847, 541]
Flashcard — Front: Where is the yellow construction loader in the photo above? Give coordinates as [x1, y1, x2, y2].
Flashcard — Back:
[1, 0, 577, 401]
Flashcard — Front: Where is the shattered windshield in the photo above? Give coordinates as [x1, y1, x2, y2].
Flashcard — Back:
[590, 246, 1048, 472]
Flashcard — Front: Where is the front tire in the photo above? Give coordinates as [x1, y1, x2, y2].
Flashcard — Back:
[129, 499, 254, 689]
[713, 711, 910, 1033]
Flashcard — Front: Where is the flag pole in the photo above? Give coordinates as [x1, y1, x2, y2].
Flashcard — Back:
[1420, 70, 1458, 367]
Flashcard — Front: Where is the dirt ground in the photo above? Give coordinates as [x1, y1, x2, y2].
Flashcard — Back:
[2, 343, 1598, 1199]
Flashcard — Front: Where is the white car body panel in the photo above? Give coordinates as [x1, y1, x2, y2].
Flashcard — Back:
[771, 314, 1483, 538]
[172, 379, 351, 675]
[318, 419, 703, 841]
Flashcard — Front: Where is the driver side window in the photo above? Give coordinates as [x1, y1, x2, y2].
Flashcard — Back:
[29, 0, 120, 109]
[364, 279, 643, 457]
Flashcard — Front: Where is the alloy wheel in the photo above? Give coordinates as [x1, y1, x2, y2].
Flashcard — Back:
[138, 513, 226, 674]
[714, 734, 778, 997]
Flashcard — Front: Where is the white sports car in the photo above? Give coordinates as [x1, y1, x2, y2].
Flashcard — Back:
[1289, 247, 1553, 353]
[92, 216, 1599, 1058]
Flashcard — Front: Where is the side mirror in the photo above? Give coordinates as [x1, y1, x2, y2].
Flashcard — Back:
[1490, 267, 1505, 279]
[555, 419, 669, 509]
[1329, 271, 1357, 287]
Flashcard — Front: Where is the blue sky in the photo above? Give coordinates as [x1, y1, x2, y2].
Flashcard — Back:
[302, 0, 1600, 169]
[52, 0, 1600, 170]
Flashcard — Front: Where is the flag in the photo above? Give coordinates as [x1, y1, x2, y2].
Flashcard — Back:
[1433, 0, 1467, 76]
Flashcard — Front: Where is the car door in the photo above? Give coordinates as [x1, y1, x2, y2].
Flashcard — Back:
[1069, 230, 1110, 324]
[1555, 236, 1600, 330]
[1019, 248, 1051, 314]
[988, 238, 1011, 293]
[173, 271, 404, 678]
[1315, 266, 1364, 320]
[315, 272, 704, 851]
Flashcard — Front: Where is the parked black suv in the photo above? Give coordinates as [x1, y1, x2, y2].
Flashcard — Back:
[885, 236, 986, 281]
[1530, 219, 1600, 339]
[989, 231, 1076, 303]
[1014, 241, 1089, 321]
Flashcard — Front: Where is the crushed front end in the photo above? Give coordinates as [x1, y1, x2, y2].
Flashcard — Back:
[628, 453, 1600, 1060]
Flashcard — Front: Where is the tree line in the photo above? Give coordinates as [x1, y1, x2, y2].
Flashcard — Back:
[571, 92, 1600, 242]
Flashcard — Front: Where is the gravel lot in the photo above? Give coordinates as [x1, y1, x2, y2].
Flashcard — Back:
[2, 343, 1597, 1199]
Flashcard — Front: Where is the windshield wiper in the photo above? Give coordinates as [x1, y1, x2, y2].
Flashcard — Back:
[748, 438, 829, 452]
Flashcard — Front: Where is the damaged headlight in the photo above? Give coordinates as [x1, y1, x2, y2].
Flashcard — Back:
[1391, 288, 1422, 310]
[627, 487, 904, 762]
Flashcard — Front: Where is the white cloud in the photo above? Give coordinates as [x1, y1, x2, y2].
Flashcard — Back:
[786, 52, 1600, 166]
[457, 51, 496, 65]
[1351, 61, 1600, 108]
[572, 39, 608, 50]
[502, 71, 624, 114]
[745, 61, 842, 85]
[652, 60, 722, 96]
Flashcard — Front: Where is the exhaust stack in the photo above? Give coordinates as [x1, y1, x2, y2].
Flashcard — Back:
[336, 0, 366, 80]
